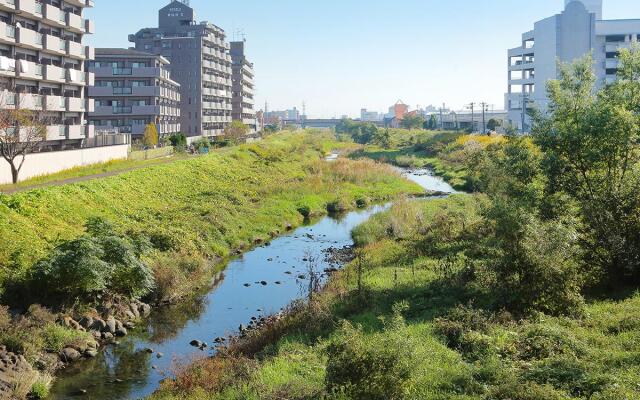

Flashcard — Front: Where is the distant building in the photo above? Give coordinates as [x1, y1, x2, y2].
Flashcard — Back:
[88, 48, 181, 139]
[360, 108, 382, 122]
[265, 107, 300, 123]
[438, 109, 508, 132]
[130, 0, 233, 141]
[230, 41, 257, 132]
[387, 100, 409, 120]
[506, 0, 640, 132]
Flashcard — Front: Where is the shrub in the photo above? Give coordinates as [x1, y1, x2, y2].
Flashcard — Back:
[515, 325, 584, 361]
[41, 323, 91, 353]
[523, 358, 612, 397]
[325, 308, 417, 400]
[29, 373, 52, 400]
[29, 217, 154, 303]
[297, 205, 311, 218]
[327, 200, 349, 213]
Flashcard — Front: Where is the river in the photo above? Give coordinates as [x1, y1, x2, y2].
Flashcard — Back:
[48, 167, 454, 399]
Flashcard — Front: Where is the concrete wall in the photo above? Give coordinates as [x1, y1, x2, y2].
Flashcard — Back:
[0, 145, 130, 185]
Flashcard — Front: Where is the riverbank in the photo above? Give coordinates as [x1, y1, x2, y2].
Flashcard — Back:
[152, 193, 640, 400]
[0, 130, 423, 399]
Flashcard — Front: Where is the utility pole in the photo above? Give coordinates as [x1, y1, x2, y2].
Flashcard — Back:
[467, 102, 476, 133]
[480, 102, 489, 134]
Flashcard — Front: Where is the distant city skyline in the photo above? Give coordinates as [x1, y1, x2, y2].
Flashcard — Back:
[86, 0, 640, 118]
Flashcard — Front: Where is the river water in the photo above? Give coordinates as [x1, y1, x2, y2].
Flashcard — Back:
[48, 168, 454, 400]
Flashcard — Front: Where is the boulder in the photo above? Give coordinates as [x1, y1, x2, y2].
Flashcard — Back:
[90, 318, 107, 332]
[60, 348, 81, 362]
[79, 316, 94, 329]
[85, 349, 98, 358]
[105, 317, 117, 334]
[139, 303, 151, 318]
[115, 327, 127, 337]
[156, 352, 163, 359]
[102, 332, 114, 341]
[189, 340, 202, 348]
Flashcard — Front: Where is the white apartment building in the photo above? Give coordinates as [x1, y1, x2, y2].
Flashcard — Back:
[0, 0, 95, 150]
[505, 0, 640, 132]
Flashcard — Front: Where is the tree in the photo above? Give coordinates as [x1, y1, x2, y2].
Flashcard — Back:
[487, 118, 501, 132]
[224, 120, 249, 145]
[425, 114, 438, 130]
[142, 123, 158, 148]
[0, 89, 47, 184]
[534, 51, 640, 282]
[169, 133, 187, 151]
[373, 129, 391, 149]
[400, 114, 425, 130]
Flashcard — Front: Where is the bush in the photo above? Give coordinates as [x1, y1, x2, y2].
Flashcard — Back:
[523, 358, 612, 397]
[169, 133, 187, 150]
[29, 217, 154, 303]
[327, 200, 349, 213]
[515, 325, 585, 361]
[29, 373, 52, 400]
[325, 307, 417, 400]
[41, 323, 90, 353]
[297, 205, 311, 218]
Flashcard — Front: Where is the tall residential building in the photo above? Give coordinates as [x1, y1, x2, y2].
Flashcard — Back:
[230, 41, 256, 132]
[88, 48, 181, 139]
[129, 0, 233, 142]
[0, 0, 95, 150]
[505, 0, 640, 131]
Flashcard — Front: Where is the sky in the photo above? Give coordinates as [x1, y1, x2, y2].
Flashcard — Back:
[86, 0, 640, 118]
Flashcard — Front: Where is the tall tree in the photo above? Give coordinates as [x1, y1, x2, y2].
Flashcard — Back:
[142, 123, 159, 148]
[224, 121, 250, 145]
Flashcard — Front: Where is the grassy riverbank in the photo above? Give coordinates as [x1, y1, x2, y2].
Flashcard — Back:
[348, 129, 503, 191]
[0, 130, 422, 398]
[152, 194, 640, 400]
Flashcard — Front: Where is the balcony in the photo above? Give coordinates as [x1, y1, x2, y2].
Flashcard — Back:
[605, 59, 619, 69]
[66, 0, 93, 7]
[43, 34, 65, 55]
[43, 3, 67, 28]
[66, 68, 84, 84]
[0, 21, 15, 44]
[46, 125, 66, 141]
[85, 46, 94, 59]
[86, 98, 95, 113]
[66, 40, 83, 59]
[84, 19, 94, 34]
[16, 27, 43, 50]
[132, 105, 160, 115]
[19, 93, 43, 110]
[0, 0, 15, 12]
[44, 95, 66, 111]
[16, 59, 44, 80]
[16, 0, 39, 18]
[66, 125, 84, 140]
[67, 12, 83, 33]
[43, 64, 66, 83]
[66, 97, 85, 112]
[85, 124, 95, 138]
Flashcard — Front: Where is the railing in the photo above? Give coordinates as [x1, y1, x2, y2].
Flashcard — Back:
[82, 133, 131, 149]
[113, 87, 133, 95]
[6, 25, 14, 38]
[113, 106, 132, 114]
[113, 68, 132, 75]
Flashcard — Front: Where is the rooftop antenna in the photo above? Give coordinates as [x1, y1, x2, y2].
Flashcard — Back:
[177, 0, 190, 6]
[233, 29, 246, 42]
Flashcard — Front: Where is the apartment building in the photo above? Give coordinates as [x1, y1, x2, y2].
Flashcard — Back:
[230, 41, 256, 133]
[88, 48, 181, 139]
[506, 0, 640, 132]
[129, 0, 232, 142]
[0, 0, 95, 150]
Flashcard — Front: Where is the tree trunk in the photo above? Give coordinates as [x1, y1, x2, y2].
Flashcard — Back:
[10, 161, 19, 184]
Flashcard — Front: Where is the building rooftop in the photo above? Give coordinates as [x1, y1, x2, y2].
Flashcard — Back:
[96, 48, 160, 57]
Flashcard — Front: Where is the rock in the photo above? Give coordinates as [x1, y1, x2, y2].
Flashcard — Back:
[102, 332, 114, 341]
[91, 331, 102, 340]
[267, 258, 273, 262]
[105, 317, 117, 334]
[86, 340, 98, 350]
[156, 352, 163, 359]
[286, 223, 293, 231]
[189, 340, 202, 348]
[60, 348, 81, 362]
[260, 281, 268, 286]
[124, 310, 136, 321]
[130, 304, 141, 319]
[90, 318, 106, 332]
[143, 348, 154, 354]
[297, 275, 306, 280]
[85, 349, 98, 358]
[115, 327, 128, 337]
[243, 283, 251, 287]
[285, 271, 292, 275]
[73, 389, 87, 396]
[124, 321, 135, 329]
[139, 303, 151, 317]
[275, 281, 282, 285]
[79, 316, 94, 329]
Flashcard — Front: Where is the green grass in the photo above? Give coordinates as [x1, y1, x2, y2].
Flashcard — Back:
[152, 195, 640, 400]
[0, 149, 184, 192]
[0, 131, 422, 296]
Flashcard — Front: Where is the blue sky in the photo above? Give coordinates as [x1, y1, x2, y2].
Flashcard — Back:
[87, 0, 640, 118]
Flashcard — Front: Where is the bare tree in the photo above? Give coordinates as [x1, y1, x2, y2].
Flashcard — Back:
[223, 120, 249, 145]
[0, 86, 47, 183]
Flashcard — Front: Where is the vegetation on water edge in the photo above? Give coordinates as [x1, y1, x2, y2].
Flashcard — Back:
[0, 130, 422, 396]
[151, 49, 640, 400]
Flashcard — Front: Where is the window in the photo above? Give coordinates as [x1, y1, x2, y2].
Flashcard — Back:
[606, 35, 626, 43]
[144, 44, 152, 50]
[162, 41, 171, 49]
